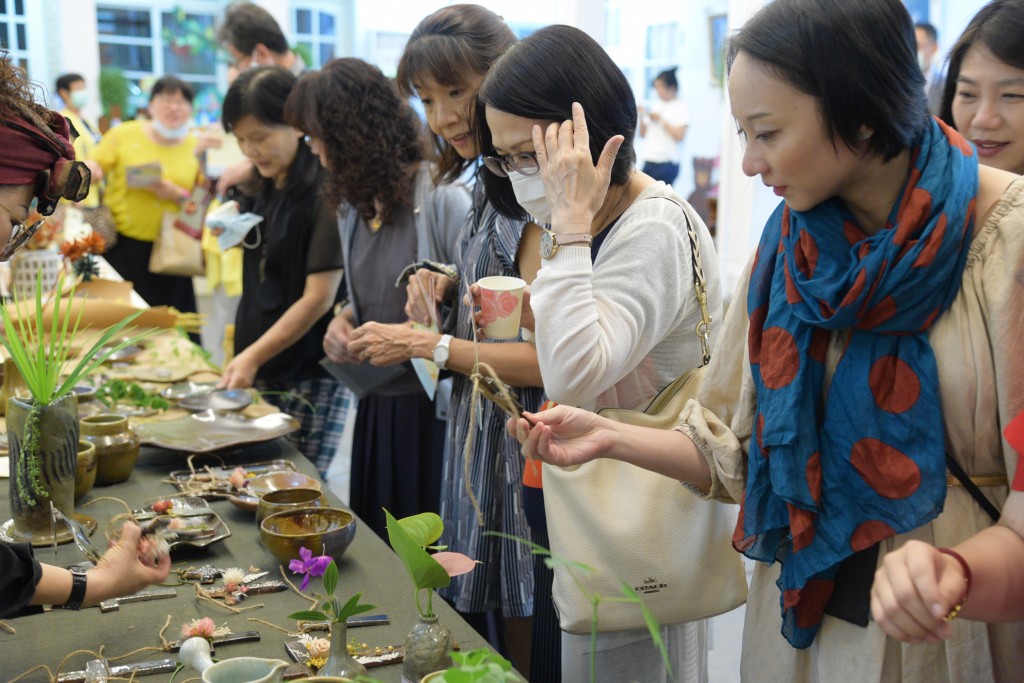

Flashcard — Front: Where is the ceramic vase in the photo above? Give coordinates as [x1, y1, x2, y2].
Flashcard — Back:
[3, 394, 79, 544]
[318, 622, 368, 679]
[403, 615, 452, 682]
[74, 440, 97, 502]
[80, 413, 139, 485]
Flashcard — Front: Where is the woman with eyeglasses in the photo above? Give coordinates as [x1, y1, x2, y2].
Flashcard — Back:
[478, 25, 722, 682]
[344, 6, 547, 675]
[285, 59, 471, 540]
[0, 51, 171, 617]
[215, 66, 348, 473]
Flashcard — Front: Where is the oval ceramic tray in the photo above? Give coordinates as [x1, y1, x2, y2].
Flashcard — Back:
[133, 411, 300, 453]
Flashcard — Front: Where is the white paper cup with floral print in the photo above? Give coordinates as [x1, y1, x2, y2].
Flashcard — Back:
[476, 276, 526, 340]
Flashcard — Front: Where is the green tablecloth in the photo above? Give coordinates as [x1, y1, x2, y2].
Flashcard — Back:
[0, 439, 487, 682]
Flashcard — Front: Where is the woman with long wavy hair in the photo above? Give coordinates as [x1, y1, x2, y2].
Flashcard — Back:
[285, 59, 471, 539]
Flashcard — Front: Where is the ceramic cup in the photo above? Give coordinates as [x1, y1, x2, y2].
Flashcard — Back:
[73, 440, 97, 502]
[256, 488, 328, 526]
[476, 276, 526, 340]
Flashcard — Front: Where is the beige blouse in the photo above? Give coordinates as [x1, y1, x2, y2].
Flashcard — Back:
[679, 177, 1024, 683]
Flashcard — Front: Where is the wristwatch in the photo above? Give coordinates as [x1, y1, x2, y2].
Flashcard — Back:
[61, 566, 88, 610]
[432, 334, 453, 370]
[540, 229, 593, 259]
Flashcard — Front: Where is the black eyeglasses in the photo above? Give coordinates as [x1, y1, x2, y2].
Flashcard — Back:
[0, 201, 45, 261]
[481, 152, 540, 178]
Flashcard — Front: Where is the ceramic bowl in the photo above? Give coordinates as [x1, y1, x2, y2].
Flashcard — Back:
[256, 488, 328, 526]
[73, 440, 97, 502]
[260, 507, 356, 565]
[247, 471, 322, 497]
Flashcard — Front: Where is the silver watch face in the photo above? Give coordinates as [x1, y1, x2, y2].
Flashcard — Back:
[540, 230, 555, 259]
[433, 345, 450, 366]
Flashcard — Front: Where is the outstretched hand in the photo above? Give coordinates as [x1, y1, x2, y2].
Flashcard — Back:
[89, 522, 171, 602]
[870, 540, 967, 643]
[532, 101, 624, 235]
[506, 404, 612, 468]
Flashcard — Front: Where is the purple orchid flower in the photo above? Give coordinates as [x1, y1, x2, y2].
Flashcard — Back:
[288, 546, 331, 591]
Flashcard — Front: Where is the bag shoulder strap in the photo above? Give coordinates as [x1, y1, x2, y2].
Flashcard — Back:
[945, 452, 1001, 523]
[638, 192, 712, 365]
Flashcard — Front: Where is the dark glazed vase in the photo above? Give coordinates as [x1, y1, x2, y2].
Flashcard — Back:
[81, 413, 140, 485]
[4, 394, 79, 544]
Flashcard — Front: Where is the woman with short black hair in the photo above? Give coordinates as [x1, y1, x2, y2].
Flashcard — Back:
[510, 0, 1024, 680]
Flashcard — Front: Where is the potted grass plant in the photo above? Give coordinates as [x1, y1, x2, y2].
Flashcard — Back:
[0, 272, 151, 544]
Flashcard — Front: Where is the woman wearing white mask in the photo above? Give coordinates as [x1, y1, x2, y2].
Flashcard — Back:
[93, 76, 201, 313]
[477, 25, 721, 682]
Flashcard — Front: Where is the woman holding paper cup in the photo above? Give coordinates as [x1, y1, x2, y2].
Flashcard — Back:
[285, 59, 470, 540]
[347, 6, 547, 674]
[476, 25, 722, 682]
[92, 76, 202, 313]
[216, 66, 349, 474]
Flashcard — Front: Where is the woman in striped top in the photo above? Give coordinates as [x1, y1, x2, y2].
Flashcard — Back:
[348, 5, 547, 676]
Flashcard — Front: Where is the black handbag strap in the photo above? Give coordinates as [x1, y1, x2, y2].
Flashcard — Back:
[946, 452, 1001, 523]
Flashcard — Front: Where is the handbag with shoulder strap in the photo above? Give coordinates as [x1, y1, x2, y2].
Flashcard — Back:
[543, 196, 747, 633]
[149, 178, 212, 277]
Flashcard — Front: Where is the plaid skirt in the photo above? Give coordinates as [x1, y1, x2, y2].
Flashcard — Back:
[255, 377, 351, 475]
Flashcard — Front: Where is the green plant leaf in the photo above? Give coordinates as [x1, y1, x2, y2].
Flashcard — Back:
[384, 509, 450, 595]
[323, 558, 338, 597]
[287, 610, 330, 622]
[484, 531, 553, 557]
[619, 580, 672, 680]
[398, 511, 444, 546]
[335, 592, 376, 622]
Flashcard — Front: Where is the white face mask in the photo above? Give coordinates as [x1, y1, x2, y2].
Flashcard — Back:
[70, 90, 90, 109]
[152, 118, 191, 141]
[508, 170, 551, 223]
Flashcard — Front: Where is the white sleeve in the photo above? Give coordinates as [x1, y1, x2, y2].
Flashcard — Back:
[530, 210, 693, 407]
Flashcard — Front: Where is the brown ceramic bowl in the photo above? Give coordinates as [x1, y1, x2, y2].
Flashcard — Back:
[259, 507, 356, 565]
[74, 440, 97, 502]
[248, 471, 322, 497]
[255, 488, 328, 526]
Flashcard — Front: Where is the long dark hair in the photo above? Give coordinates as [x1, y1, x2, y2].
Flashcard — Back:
[285, 58, 423, 223]
[222, 66, 321, 198]
[397, 4, 516, 184]
[477, 25, 638, 220]
[727, 0, 928, 162]
[940, 0, 1024, 127]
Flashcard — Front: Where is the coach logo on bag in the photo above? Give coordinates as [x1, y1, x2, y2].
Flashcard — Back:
[635, 577, 669, 594]
[183, 199, 198, 215]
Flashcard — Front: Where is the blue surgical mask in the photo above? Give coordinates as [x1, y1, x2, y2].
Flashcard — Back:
[508, 170, 551, 223]
[152, 118, 191, 141]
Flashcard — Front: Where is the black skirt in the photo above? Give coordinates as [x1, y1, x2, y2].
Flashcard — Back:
[349, 392, 446, 540]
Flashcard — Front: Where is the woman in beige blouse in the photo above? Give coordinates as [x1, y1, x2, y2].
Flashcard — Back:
[510, 0, 1024, 680]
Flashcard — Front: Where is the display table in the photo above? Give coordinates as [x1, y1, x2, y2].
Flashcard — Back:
[0, 437, 487, 682]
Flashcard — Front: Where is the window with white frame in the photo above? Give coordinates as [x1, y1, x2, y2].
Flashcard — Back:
[96, 2, 222, 121]
[0, 0, 30, 72]
[292, 4, 337, 68]
[643, 22, 678, 101]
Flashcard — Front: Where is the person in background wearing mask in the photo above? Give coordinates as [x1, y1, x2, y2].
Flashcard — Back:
[55, 73, 103, 209]
[92, 76, 201, 314]
[215, 3, 308, 196]
[915, 22, 946, 116]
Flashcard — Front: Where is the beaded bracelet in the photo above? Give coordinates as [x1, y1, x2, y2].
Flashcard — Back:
[937, 547, 972, 621]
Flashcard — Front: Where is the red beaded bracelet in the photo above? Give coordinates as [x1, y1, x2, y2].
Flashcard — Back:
[937, 547, 972, 621]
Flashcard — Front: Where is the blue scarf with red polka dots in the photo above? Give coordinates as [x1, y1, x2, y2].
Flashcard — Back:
[742, 118, 978, 648]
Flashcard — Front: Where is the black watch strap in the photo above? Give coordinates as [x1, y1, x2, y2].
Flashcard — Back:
[61, 567, 88, 610]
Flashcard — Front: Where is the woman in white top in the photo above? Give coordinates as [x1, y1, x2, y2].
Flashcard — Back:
[638, 67, 689, 186]
[478, 25, 720, 682]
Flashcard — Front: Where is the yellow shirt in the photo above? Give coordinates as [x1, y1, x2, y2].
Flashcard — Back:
[60, 108, 101, 208]
[92, 120, 199, 242]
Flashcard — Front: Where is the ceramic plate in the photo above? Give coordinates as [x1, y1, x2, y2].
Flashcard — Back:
[110, 509, 231, 551]
[178, 389, 253, 412]
[162, 381, 218, 400]
[133, 411, 300, 453]
[167, 458, 298, 496]
[96, 344, 144, 364]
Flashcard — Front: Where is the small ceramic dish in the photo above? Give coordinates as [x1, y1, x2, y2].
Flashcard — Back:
[179, 389, 253, 412]
[247, 471, 322, 497]
[162, 381, 218, 400]
[97, 344, 144, 364]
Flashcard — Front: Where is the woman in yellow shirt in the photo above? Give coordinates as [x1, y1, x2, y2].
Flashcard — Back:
[93, 76, 199, 313]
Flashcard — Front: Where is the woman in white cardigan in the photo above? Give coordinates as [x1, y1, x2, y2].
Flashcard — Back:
[477, 25, 721, 682]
